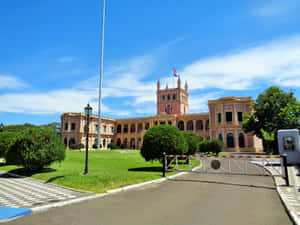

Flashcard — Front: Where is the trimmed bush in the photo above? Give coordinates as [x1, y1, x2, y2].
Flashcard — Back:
[198, 140, 224, 155]
[107, 143, 118, 149]
[141, 124, 187, 161]
[120, 143, 126, 149]
[0, 131, 17, 158]
[182, 131, 202, 155]
[5, 127, 66, 171]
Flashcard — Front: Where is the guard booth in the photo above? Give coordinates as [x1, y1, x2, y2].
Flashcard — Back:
[278, 129, 300, 164]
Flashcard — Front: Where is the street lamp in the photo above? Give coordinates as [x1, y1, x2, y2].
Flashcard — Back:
[84, 103, 92, 175]
[0, 123, 3, 132]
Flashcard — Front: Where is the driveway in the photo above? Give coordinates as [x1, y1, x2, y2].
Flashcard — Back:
[3, 171, 291, 225]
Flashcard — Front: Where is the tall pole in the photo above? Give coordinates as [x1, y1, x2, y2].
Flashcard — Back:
[97, 0, 106, 149]
[84, 113, 90, 175]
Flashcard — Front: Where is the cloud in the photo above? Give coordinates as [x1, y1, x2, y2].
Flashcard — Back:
[189, 92, 222, 112]
[58, 57, 77, 63]
[179, 35, 300, 90]
[0, 75, 28, 89]
[252, 0, 300, 18]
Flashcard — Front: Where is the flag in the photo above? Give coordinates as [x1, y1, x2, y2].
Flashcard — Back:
[173, 68, 178, 77]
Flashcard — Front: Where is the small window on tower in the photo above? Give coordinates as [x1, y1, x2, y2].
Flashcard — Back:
[173, 94, 176, 100]
[168, 94, 170, 100]
[162, 95, 165, 101]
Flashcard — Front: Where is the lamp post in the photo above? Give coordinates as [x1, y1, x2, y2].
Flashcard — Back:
[0, 123, 3, 132]
[84, 103, 92, 175]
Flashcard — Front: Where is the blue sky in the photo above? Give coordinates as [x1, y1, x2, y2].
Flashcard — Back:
[1, 0, 300, 125]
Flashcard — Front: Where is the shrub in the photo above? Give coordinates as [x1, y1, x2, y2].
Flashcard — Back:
[77, 143, 84, 149]
[120, 143, 126, 149]
[5, 127, 66, 171]
[107, 143, 118, 149]
[69, 144, 77, 150]
[0, 131, 17, 158]
[182, 131, 202, 155]
[141, 124, 187, 161]
[198, 140, 224, 155]
[92, 143, 102, 149]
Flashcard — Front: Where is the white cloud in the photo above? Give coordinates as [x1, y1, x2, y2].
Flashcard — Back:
[252, 0, 300, 18]
[189, 92, 222, 112]
[58, 57, 77, 63]
[0, 75, 28, 90]
[179, 35, 300, 90]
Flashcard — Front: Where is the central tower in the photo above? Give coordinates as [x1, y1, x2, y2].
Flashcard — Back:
[156, 77, 189, 116]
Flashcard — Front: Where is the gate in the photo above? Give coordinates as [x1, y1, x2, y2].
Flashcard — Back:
[163, 153, 289, 185]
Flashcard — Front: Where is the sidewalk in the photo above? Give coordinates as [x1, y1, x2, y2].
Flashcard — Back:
[258, 163, 300, 224]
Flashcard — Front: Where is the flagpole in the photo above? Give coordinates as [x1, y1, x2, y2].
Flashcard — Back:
[97, 0, 106, 150]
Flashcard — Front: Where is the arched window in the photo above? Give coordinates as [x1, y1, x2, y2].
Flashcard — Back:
[206, 120, 209, 130]
[168, 94, 170, 100]
[218, 134, 223, 142]
[145, 123, 150, 130]
[177, 121, 184, 131]
[130, 138, 135, 149]
[196, 120, 203, 131]
[123, 138, 128, 148]
[173, 94, 176, 100]
[69, 138, 76, 147]
[103, 139, 106, 148]
[187, 120, 193, 131]
[117, 124, 122, 133]
[239, 133, 245, 148]
[64, 137, 68, 147]
[117, 138, 121, 146]
[130, 124, 136, 133]
[162, 95, 165, 101]
[227, 133, 234, 148]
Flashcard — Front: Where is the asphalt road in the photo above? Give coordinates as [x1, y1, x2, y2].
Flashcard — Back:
[4, 171, 291, 225]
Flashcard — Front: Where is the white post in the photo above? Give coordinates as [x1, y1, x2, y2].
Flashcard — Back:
[97, 0, 106, 150]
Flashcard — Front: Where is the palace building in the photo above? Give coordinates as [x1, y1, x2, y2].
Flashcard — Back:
[61, 78, 263, 152]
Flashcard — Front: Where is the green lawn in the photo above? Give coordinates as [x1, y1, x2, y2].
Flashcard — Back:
[0, 150, 182, 193]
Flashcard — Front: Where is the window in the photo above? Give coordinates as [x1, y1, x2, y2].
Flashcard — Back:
[168, 121, 172, 125]
[173, 94, 176, 100]
[162, 95, 165, 101]
[227, 133, 234, 148]
[103, 125, 106, 132]
[111, 127, 114, 133]
[168, 94, 170, 100]
[117, 124, 122, 133]
[218, 134, 223, 142]
[160, 121, 166, 124]
[71, 123, 76, 130]
[239, 133, 245, 148]
[65, 123, 68, 131]
[226, 112, 232, 122]
[154, 121, 158, 125]
[283, 136, 296, 151]
[238, 112, 243, 122]
[123, 124, 128, 133]
[178, 121, 184, 131]
[64, 137, 68, 147]
[145, 123, 150, 130]
[103, 139, 106, 148]
[95, 125, 98, 131]
[218, 113, 222, 123]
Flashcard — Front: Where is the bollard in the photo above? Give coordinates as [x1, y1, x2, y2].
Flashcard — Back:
[281, 154, 289, 186]
[162, 152, 166, 177]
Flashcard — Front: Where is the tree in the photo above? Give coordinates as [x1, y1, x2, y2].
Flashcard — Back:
[243, 86, 300, 154]
[182, 131, 201, 155]
[0, 131, 17, 158]
[5, 127, 66, 171]
[141, 124, 187, 161]
[198, 140, 224, 155]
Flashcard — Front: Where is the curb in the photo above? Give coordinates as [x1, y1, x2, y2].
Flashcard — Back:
[3, 167, 199, 222]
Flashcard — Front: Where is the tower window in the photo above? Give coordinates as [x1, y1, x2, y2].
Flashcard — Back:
[162, 95, 165, 101]
[168, 94, 170, 100]
[173, 94, 176, 100]
[71, 123, 76, 130]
